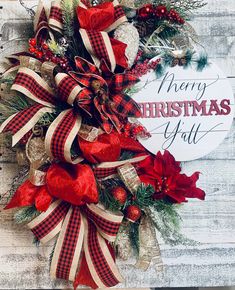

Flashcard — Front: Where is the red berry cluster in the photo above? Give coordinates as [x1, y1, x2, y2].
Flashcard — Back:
[168, 9, 185, 24]
[137, 4, 185, 24]
[128, 58, 161, 78]
[123, 122, 151, 139]
[28, 38, 71, 71]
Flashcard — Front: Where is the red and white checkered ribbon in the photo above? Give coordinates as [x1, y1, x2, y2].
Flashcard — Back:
[0, 66, 83, 164]
[34, 0, 63, 45]
[77, 0, 128, 71]
[28, 200, 124, 288]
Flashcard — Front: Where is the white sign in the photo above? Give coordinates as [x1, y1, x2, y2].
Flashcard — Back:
[132, 63, 234, 161]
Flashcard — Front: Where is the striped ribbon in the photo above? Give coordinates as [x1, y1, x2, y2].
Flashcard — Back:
[0, 64, 83, 164]
[28, 200, 124, 288]
[76, 0, 128, 71]
[34, 0, 63, 45]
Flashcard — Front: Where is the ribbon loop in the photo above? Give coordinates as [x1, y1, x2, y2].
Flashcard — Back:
[28, 200, 70, 243]
[77, 0, 128, 71]
[85, 203, 123, 242]
[45, 109, 83, 164]
[28, 200, 124, 288]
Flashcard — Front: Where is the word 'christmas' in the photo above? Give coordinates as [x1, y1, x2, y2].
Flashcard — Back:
[139, 99, 231, 118]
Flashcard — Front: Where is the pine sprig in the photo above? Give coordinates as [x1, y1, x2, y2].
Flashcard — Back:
[196, 53, 209, 71]
[61, 0, 76, 38]
[129, 220, 140, 254]
[0, 95, 30, 124]
[148, 202, 197, 246]
[133, 183, 155, 208]
[98, 179, 124, 212]
[14, 206, 40, 224]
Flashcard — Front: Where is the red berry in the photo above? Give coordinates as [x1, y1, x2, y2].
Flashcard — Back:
[42, 43, 49, 50]
[60, 63, 67, 69]
[29, 38, 37, 47]
[112, 187, 127, 205]
[29, 46, 36, 53]
[36, 51, 43, 59]
[44, 56, 50, 61]
[126, 205, 141, 222]
[138, 4, 154, 20]
[155, 5, 168, 18]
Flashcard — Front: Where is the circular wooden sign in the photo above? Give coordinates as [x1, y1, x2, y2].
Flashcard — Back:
[132, 63, 234, 161]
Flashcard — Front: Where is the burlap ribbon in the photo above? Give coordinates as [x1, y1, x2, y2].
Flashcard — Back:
[28, 200, 124, 288]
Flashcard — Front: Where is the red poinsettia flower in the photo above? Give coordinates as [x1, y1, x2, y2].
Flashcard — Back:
[137, 150, 205, 203]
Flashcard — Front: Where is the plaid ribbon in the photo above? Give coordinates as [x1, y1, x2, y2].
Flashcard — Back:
[34, 0, 63, 45]
[77, 0, 127, 71]
[28, 200, 123, 288]
[1, 56, 140, 161]
[0, 65, 83, 164]
[71, 57, 141, 133]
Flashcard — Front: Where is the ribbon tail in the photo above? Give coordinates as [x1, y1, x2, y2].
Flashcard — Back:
[0, 104, 54, 146]
[28, 200, 70, 243]
[50, 206, 85, 281]
[45, 109, 84, 164]
[34, 0, 50, 45]
[83, 218, 124, 288]
[48, 1, 63, 33]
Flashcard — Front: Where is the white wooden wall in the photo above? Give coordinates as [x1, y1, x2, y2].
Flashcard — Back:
[0, 0, 235, 289]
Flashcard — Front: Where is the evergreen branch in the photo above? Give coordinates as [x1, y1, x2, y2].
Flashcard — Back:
[133, 183, 155, 208]
[98, 179, 123, 212]
[0, 95, 30, 123]
[119, 150, 136, 161]
[196, 53, 209, 71]
[61, 0, 76, 38]
[14, 206, 40, 224]
[147, 202, 198, 246]
[33, 236, 41, 247]
[129, 221, 140, 254]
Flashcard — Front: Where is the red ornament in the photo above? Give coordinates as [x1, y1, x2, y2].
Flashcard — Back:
[29, 38, 37, 47]
[154, 5, 168, 18]
[125, 205, 141, 222]
[138, 4, 154, 20]
[112, 187, 127, 205]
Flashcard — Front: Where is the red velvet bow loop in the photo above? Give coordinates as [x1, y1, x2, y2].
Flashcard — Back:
[77, 2, 115, 31]
[77, 0, 128, 71]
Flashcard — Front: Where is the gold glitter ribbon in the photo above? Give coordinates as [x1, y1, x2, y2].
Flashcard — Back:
[117, 163, 141, 194]
[135, 215, 163, 272]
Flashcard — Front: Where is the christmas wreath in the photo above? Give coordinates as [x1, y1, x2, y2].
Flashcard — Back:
[0, 0, 207, 288]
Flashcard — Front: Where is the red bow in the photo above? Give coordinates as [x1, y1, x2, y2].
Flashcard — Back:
[0, 57, 140, 163]
[5, 162, 123, 288]
[77, 0, 128, 71]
